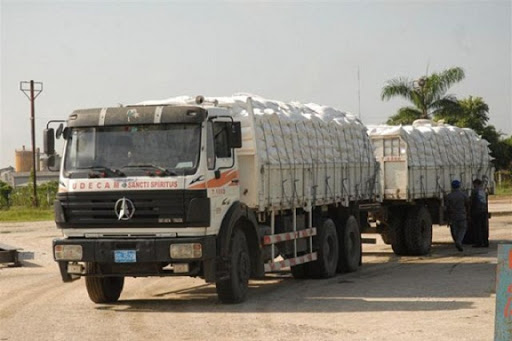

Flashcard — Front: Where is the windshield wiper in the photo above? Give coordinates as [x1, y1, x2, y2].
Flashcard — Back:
[121, 164, 177, 176]
[75, 165, 125, 178]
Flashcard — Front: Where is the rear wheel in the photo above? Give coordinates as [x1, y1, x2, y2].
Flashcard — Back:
[389, 208, 408, 255]
[85, 263, 124, 303]
[216, 228, 251, 303]
[337, 215, 362, 273]
[290, 263, 309, 279]
[380, 229, 392, 245]
[404, 206, 432, 255]
[307, 218, 339, 278]
[377, 222, 392, 245]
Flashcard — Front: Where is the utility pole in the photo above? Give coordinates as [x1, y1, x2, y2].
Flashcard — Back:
[20, 80, 43, 207]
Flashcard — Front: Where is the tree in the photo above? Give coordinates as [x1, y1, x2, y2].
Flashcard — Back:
[484, 130, 512, 171]
[382, 67, 465, 124]
[434, 96, 489, 133]
[435, 97, 512, 171]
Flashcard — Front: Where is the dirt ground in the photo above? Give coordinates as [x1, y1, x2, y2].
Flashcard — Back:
[0, 203, 511, 341]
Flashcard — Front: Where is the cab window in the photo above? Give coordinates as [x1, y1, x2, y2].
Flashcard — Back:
[213, 122, 231, 158]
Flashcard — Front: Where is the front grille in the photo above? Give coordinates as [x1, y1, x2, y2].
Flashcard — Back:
[57, 190, 207, 228]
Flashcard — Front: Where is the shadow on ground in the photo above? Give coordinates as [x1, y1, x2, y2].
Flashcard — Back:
[92, 238, 507, 314]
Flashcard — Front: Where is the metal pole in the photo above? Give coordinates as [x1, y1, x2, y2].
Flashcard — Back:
[30, 80, 38, 207]
[357, 66, 361, 120]
[20, 80, 43, 207]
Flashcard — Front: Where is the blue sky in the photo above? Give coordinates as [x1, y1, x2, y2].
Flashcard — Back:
[1, 0, 511, 167]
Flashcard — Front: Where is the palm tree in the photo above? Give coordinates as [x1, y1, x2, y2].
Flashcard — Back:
[382, 67, 465, 124]
[434, 96, 489, 133]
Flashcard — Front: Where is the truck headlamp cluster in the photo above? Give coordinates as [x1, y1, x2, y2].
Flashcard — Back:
[54, 245, 83, 261]
[170, 243, 202, 259]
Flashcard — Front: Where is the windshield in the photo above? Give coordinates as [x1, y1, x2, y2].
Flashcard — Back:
[63, 124, 201, 178]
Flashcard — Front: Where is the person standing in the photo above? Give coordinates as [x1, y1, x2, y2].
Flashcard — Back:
[445, 180, 469, 252]
[471, 178, 489, 247]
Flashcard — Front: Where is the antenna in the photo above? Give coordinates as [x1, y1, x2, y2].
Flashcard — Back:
[357, 66, 361, 120]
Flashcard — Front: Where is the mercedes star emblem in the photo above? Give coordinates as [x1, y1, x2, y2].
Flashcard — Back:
[114, 197, 135, 221]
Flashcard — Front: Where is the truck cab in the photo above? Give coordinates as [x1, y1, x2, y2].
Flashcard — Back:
[46, 102, 253, 303]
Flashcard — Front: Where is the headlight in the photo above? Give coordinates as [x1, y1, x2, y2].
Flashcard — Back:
[54, 245, 83, 260]
[170, 243, 202, 259]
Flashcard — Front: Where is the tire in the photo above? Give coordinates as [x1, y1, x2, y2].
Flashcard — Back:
[376, 222, 392, 245]
[404, 206, 432, 256]
[389, 208, 408, 255]
[85, 263, 124, 304]
[337, 215, 362, 273]
[216, 228, 251, 304]
[308, 218, 339, 278]
[290, 263, 309, 279]
[380, 229, 392, 245]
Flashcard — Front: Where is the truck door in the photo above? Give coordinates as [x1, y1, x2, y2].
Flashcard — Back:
[205, 120, 240, 233]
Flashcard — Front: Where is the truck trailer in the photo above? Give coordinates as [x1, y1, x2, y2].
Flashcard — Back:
[368, 121, 494, 255]
[45, 94, 379, 304]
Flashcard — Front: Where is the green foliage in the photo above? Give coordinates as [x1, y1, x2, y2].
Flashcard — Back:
[434, 96, 512, 170]
[386, 107, 423, 125]
[490, 136, 512, 171]
[434, 96, 489, 132]
[494, 177, 512, 196]
[382, 66, 465, 123]
[383, 67, 512, 171]
[8, 181, 58, 209]
[0, 180, 13, 209]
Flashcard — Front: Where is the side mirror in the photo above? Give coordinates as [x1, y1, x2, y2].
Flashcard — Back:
[62, 127, 71, 140]
[56, 123, 64, 139]
[43, 128, 55, 155]
[228, 122, 242, 149]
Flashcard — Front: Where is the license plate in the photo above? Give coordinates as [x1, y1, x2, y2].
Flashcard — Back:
[114, 250, 136, 263]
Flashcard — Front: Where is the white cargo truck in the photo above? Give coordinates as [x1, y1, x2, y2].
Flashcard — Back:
[44, 95, 380, 304]
[368, 120, 494, 255]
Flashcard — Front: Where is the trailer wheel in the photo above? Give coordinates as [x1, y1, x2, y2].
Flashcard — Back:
[85, 263, 124, 303]
[404, 206, 432, 256]
[337, 215, 362, 273]
[290, 263, 309, 279]
[389, 208, 408, 255]
[380, 229, 392, 245]
[376, 222, 392, 245]
[216, 228, 251, 303]
[308, 218, 339, 278]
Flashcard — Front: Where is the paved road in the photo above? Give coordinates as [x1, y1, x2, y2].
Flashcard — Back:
[0, 211, 510, 340]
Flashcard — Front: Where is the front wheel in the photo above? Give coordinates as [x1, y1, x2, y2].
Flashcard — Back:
[85, 263, 124, 303]
[216, 229, 251, 303]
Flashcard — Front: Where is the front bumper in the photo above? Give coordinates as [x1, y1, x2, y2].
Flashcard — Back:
[53, 236, 217, 282]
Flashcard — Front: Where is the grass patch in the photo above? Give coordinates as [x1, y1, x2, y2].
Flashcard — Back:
[0, 206, 54, 222]
[494, 182, 512, 197]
